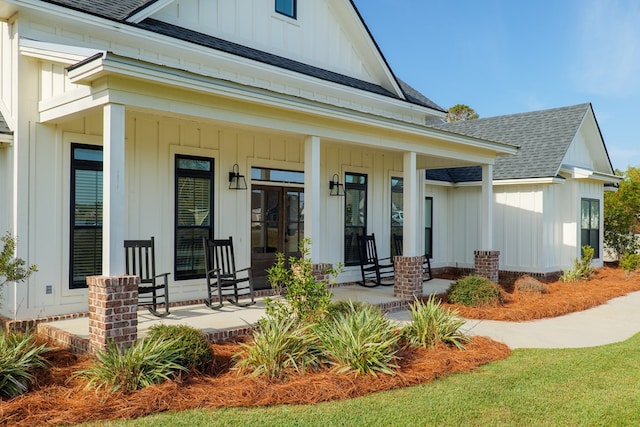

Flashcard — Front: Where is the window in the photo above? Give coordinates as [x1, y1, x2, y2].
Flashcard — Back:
[275, 0, 296, 18]
[425, 197, 433, 258]
[70, 144, 103, 289]
[175, 155, 214, 280]
[390, 177, 403, 256]
[344, 173, 367, 266]
[581, 198, 600, 258]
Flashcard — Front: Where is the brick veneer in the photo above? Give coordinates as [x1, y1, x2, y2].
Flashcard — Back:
[393, 255, 424, 300]
[312, 263, 333, 284]
[474, 250, 500, 283]
[87, 275, 139, 353]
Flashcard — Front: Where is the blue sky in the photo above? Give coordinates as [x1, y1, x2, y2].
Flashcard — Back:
[353, 0, 640, 172]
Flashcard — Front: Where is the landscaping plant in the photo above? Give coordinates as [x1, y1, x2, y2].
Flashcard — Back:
[76, 337, 188, 393]
[560, 245, 595, 282]
[514, 275, 548, 294]
[403, 295, 470, 350]
[0, 330, 50, 398]
[312, 300, 400, 376]
[447, 275, 503, 307]
[145, 324, 214, 373]
[620, 252, 640, 274]
[266, 238, 342, 323]
[0, 233, 37, 304]
[234, 314, 320, 380]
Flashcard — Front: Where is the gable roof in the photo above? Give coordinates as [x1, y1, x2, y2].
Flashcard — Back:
[41, 0, 445, 112]
[426, 103, 602, 182]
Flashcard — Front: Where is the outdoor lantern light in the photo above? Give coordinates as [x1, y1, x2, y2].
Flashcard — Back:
[329, 173, 344, 196]
[228, 163, 247, 190]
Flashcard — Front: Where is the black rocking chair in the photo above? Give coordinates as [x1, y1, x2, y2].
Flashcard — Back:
[124, 237, 171, 317]
[203, 236, 255, 309]
[357, 233, 395, 287]
[393, 234, 433, 281]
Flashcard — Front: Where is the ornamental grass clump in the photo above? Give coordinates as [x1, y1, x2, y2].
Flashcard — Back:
[234, 315, 320, 380]
[145, 324, 214, 373]
[312, 300, 400, 376]
[0, 330, 50, 398]
[76, 337, 188, 393]
[447, 275, 503, 307]
[514, 275, 549, 294]
[403, 296, 470, 350]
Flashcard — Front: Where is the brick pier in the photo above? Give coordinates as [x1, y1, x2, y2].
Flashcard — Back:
[474, 250, 500, 283]
[393, 256, 424, 300]
[87, 275, 139, 353]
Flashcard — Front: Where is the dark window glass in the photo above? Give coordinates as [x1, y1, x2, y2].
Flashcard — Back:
[175, 155, 214, 279]
[251, 167, 304, 184]
[275, 0, 296, 18]
[391, 177, 403, 256]
[581, 198, 600, 258]
[70, 144, 103, 289]
[344, 172, 367, 266]
[425, 197, 433, 258]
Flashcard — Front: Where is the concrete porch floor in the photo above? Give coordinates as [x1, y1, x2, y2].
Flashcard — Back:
[39, 279, 453, 352]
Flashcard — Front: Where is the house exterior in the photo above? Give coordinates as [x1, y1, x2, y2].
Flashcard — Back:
[425, 103, 619, 278]
[0, 0, 614, 324]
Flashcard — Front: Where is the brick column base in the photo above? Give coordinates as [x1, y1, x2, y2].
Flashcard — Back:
[474, 250, 500, 283]
[312, 263, 333, 284]
[87, 275, 139, 354]
[393, 256, 423, 300]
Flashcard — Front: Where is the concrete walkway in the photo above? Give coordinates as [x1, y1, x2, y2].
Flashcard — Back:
[390, 290, 640, 349]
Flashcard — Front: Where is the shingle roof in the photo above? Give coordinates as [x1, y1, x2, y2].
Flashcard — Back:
[426, 103, 592, 182]
[41, 1, 444, 112]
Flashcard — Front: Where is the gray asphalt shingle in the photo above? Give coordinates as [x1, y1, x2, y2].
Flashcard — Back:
[0, 111, 11, 135]
[427, 103, 592, 181]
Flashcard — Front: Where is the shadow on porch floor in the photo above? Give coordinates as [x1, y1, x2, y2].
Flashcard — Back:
[38, 279, 453, 353]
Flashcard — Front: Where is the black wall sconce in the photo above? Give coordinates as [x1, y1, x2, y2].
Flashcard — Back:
[329, 173, 344, 196]
[228, 163, 247, 190]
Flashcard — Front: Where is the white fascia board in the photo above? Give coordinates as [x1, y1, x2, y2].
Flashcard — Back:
[0, 133, 12, 146]
[66, 53, 518, 158]
[126, 0, 174, 23]
[494, 177, 565, 186]
[19, 38, 104, 64]
[592, 171, 623, 184]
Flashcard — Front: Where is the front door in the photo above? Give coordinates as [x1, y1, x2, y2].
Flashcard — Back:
[251, 185, 304, 289]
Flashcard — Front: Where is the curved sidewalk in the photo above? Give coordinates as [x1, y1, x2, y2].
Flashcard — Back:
[389, 290, 640, 349]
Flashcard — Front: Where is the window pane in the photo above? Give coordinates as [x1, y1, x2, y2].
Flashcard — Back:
[74, 170, 103, 226]
[581, 200, 590, 229]
[344, 173, 367, 265]
[72, 228, 102, 284]
[275, 0, 295, 17]
[175, 155, 213, 279]
[251, 167, 304, 184]
[590, 201, 599, 229]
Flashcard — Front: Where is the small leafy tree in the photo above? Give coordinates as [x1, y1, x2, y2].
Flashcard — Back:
[0, 233, 37, 305]
[266, 238, 342, 323]
[604, 167, 640, 260]
[446, 104, 479, 122]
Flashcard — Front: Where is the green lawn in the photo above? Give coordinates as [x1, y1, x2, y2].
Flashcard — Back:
[96, 333, 640, 426]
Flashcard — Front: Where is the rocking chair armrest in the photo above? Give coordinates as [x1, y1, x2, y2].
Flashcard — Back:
[236, 267, 252, 274]
[153, 272, 171, 283]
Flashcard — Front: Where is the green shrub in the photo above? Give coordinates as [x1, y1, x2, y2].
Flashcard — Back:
[326, 300, 380, 319]
[0, 330, 50, 398]
[620, 252, 640, 274]
[234, 315, 320, 380]
[312, 301, 400, 376]
[447, 275, 503, 307]
[402, 296, 470, 350]
[145, 324, 214, 373]
[560, 246, 595, 282]
[76, 338, 187, 393]
[266, 238, 342, 324]
[514, 275, 548, 294]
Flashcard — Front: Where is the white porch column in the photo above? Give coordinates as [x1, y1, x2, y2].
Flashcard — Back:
[102, 103, 126, 275]
[304, 135, 321, 263]
[402, 151, 419, 256]
[481, 164, 494, 250]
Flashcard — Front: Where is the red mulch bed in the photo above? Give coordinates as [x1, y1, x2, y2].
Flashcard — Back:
[1, 337, 509, 426]
[442, 267, 640, 321]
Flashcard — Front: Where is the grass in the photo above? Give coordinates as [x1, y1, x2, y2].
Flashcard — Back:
[97, 332, 640, 426]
